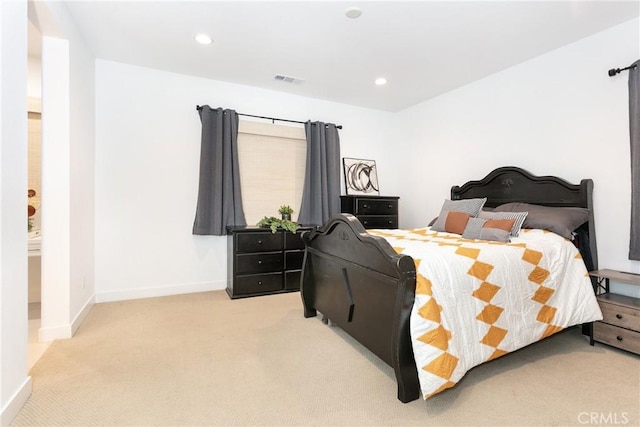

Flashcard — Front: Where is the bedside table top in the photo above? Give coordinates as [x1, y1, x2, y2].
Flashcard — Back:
[589, 269, 640, 287]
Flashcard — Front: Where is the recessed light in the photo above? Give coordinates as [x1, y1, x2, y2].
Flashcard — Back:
[345, 7, 363, 19]
[375, 77, 387, 86]
[195, 34, 213, 45]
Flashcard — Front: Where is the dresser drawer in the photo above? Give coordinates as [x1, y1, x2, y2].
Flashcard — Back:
[356, 198, 398, 215]
[285, 250, 304, 270]
[285, 270, 302, 290]
[598, 300, 640, 331]
[358, 216, 398, 229]
[593, 322, 640, 355]
[285, 232, 305, 250]
[236, 273, 283, 295]
[236, 232, 283, 253]
[236, 253, 283, 274]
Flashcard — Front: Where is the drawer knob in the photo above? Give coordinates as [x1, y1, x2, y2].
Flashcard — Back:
[616, 336, 623, 341]
[363, 204, 368, 209]
[388, 204, 392, 209]
[388, 220, 392, 224]
[616, 314, 623, 319]
[258, 240, 263, 245]
[258, 260, 262, 264]
[258, 281, 262, 285]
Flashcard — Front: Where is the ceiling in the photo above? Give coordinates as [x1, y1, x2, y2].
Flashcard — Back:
[41, 1, 640, 112]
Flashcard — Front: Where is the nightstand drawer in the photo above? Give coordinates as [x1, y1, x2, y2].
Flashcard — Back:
[356, 199, 398, 215]
[236, 233, 283, 253]
[593, 322, 640, 355]
[236, 253, 283, 274]
[599, 300, 640, 331]
[236, 273, 283, 295]
[358, 216, 398, 229]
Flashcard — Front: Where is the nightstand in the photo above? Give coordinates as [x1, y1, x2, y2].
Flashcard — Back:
[588, 269, 640, 355]
[340, 195, 399, 229]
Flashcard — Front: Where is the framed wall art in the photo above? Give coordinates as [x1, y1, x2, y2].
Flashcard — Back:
[343, 157, 380, 196]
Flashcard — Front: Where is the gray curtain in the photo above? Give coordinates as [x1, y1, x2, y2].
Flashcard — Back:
[630, 60, 640, 260]
[298, 121, 341, 226]
[193, 106, 246, 235]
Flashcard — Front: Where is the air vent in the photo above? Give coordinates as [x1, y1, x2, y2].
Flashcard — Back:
[274, 74, 304, 84]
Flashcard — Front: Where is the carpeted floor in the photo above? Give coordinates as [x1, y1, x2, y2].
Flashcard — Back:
[11, 290, 640, 426]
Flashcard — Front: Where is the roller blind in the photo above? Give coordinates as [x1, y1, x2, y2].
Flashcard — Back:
[237, 120, 306, 225]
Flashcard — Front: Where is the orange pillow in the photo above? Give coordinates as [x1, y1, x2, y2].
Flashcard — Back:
[483, 218, 515, 232]
[445, 211, 471, 235]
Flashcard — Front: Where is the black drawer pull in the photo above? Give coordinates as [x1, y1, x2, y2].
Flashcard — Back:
[616, 314, 623, 319]
[258, 260, 262, 264]
[388, 220, 393, 224]
[616, 336, 623, 341]
[362, 204, 369, 209]
[257, 240, 262, 245]
[388, 204, 392, 209]
[258, 281, 262, 286]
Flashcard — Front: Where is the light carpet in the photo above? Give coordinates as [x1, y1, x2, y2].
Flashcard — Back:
[11, 290, 640, 426]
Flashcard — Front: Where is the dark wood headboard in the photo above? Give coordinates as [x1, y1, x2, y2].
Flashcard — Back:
[450, 166, 597, 270]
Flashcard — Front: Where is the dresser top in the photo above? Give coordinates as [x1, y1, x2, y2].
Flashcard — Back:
[226, 225, 314, 234]
[341, 195, 399, 199]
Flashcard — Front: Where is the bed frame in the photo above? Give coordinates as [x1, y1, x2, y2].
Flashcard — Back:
[300, 166, 597, 403]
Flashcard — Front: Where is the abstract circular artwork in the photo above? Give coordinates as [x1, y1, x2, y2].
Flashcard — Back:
[343, 157, 380, 195]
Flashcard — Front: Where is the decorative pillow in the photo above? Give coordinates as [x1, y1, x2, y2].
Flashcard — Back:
[484, 218, 515, 232]
[462, 217, 511, 242]
[478, 210, 528, 237]
[444, 211, 472, 235]
[493, 202, 589, 240]
[430, 198, 487, 231]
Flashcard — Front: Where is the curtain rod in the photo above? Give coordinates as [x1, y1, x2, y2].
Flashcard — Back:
[196, 105, 342, 129]
[608, 63, 637, 77]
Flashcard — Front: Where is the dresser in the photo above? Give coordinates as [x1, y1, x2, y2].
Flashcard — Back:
[340, 195, 399, 229]
[589, 269, 640, 355]
[226, 226, 309, 299]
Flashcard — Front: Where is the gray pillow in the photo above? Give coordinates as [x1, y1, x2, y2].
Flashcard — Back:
[462, 217, 511, 242]
[478, 210, 528, 237]
[493, 202, 589, 240]
[430, 198, 487, 231]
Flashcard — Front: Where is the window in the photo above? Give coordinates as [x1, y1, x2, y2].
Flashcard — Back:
[237, 120, 306, 224]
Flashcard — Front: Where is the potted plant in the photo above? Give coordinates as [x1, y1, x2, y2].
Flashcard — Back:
[278, 205, 294, 220]
[257, 205, 299, 233]
[256, 216, 300, 234]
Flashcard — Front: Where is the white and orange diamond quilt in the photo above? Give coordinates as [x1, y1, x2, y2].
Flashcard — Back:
[369, 227, 603, 399]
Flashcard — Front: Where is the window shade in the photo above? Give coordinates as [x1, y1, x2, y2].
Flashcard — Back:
[237, 120, 306, 225]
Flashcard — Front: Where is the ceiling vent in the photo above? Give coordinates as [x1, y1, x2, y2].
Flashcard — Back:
[274, 74, 304, 84]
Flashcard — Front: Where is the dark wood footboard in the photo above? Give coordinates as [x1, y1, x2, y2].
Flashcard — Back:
[300, 214, 420, 403]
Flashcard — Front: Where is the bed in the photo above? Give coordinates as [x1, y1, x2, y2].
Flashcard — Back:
[300, 166, 602, 403]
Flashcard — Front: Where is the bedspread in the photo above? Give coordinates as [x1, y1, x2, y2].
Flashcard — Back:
[369, 227, 603, 399]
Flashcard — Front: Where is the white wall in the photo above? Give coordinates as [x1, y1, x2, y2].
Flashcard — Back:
[0, 2, 31, 424]
[94, 61, 393, 301]
[95, 19, 640, 300]
[27, 56, 41, 98]
[393, 18, 640, 296]
[31, 0, 96, 341]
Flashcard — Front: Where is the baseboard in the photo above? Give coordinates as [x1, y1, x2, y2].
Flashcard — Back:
[39, 294, 95, 342]
[94, 280, 226, 303]
[0, 376, 32, 426]
[71, 294, 95, 335]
